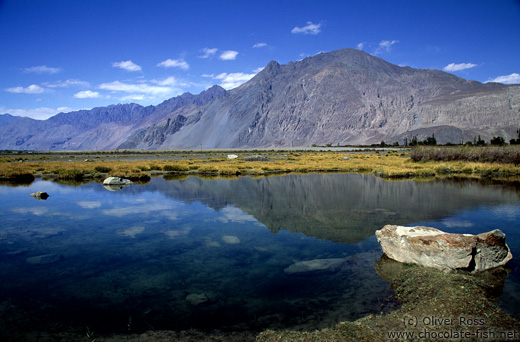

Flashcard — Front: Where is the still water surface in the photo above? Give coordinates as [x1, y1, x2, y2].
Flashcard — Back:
[0, 174, 519, 337]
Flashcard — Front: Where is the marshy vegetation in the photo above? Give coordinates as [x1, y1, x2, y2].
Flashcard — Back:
[1, 146, 520, 183]
[411, 145, 520, 165]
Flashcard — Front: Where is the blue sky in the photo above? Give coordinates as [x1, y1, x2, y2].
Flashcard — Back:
[1, 0, 519, 120]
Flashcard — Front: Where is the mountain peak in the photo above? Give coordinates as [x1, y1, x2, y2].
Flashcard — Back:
[202, 85, 226, 97]
[264, 60, 281, 73]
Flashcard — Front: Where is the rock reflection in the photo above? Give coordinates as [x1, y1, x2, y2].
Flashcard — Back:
[103, 183, 131, 191]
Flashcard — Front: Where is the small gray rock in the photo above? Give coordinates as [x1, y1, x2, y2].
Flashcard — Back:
[29, 192, 49, 200]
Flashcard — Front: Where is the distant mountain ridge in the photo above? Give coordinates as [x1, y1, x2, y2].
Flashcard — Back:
[0, 85, 226, 150]
[1, 48, 519, 150]
[0, 114, 20, 127]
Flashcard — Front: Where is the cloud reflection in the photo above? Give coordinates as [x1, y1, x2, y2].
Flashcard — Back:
[77, 201, 102, 209]
[442, 220, 474, 228]
[218, 206, 258, 223]
[117, 226, 145, 238]
[102, 203, 178, 218]
[11, 207, 48, 216]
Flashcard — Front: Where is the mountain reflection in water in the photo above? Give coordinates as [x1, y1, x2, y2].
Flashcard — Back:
[120, 174, 520, 243]
[0, 173, 519, 339]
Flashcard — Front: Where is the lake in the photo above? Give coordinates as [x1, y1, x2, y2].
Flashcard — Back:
[0, 173, 519, 339]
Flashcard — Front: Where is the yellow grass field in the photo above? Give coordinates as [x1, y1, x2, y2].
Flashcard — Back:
[1, 149, 520, 182]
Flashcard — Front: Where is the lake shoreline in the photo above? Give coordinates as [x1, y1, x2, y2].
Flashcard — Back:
[2, 147, 520, 184]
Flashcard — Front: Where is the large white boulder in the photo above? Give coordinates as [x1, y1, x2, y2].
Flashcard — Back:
[29, 191, 49, 200]
[375, 225, 512, 273]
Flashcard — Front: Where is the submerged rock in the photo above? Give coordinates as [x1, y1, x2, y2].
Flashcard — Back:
[375, 225, 513, 272]
[185, 293, 209, 306]
[284, 258, 346, 276]
[29, 192, 49, 200]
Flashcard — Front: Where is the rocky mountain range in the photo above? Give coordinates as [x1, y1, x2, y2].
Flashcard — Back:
[1, 48, 519, 150]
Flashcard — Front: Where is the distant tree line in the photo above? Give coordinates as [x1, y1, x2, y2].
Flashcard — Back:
[510, 128, 520, 145]
[314, 129, 520, 148]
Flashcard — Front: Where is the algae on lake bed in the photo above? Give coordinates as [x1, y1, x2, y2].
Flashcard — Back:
[49, 262, 519, 341]
[257, 262, 520, 342]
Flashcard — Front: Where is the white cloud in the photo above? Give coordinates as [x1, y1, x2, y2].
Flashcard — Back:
[253, 42, 267, 48]
[219, 50, 239, 60]
[214, 72, 256, 89]
[380, 40, 398, 49]
[43, 79, 90, 88]
[291, 21, 321, 35]
[157, 58, 189, 70]
[74, 90, 100, 99]
[120, 94, 145, 101]
[112, 60, 142, 72]
[373, 40, 399, 55]
[151, 76, 178, 86]
[443, 62, 477, 72]
[356, 42, 365, 50]
[57, 107, 75, 113]
[199, 47, 218, 58]
[253, 67, 265, 73]
[486, 73, 520, 84]
[0, 106, 77, 120]
[98, 80, 172, 96]
[5, 84, 45, 94]
[23, 65, 61, 74]
[97, 78, 183, 103]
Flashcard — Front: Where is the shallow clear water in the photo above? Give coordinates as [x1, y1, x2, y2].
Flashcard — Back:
[0, 174, 519, 337]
